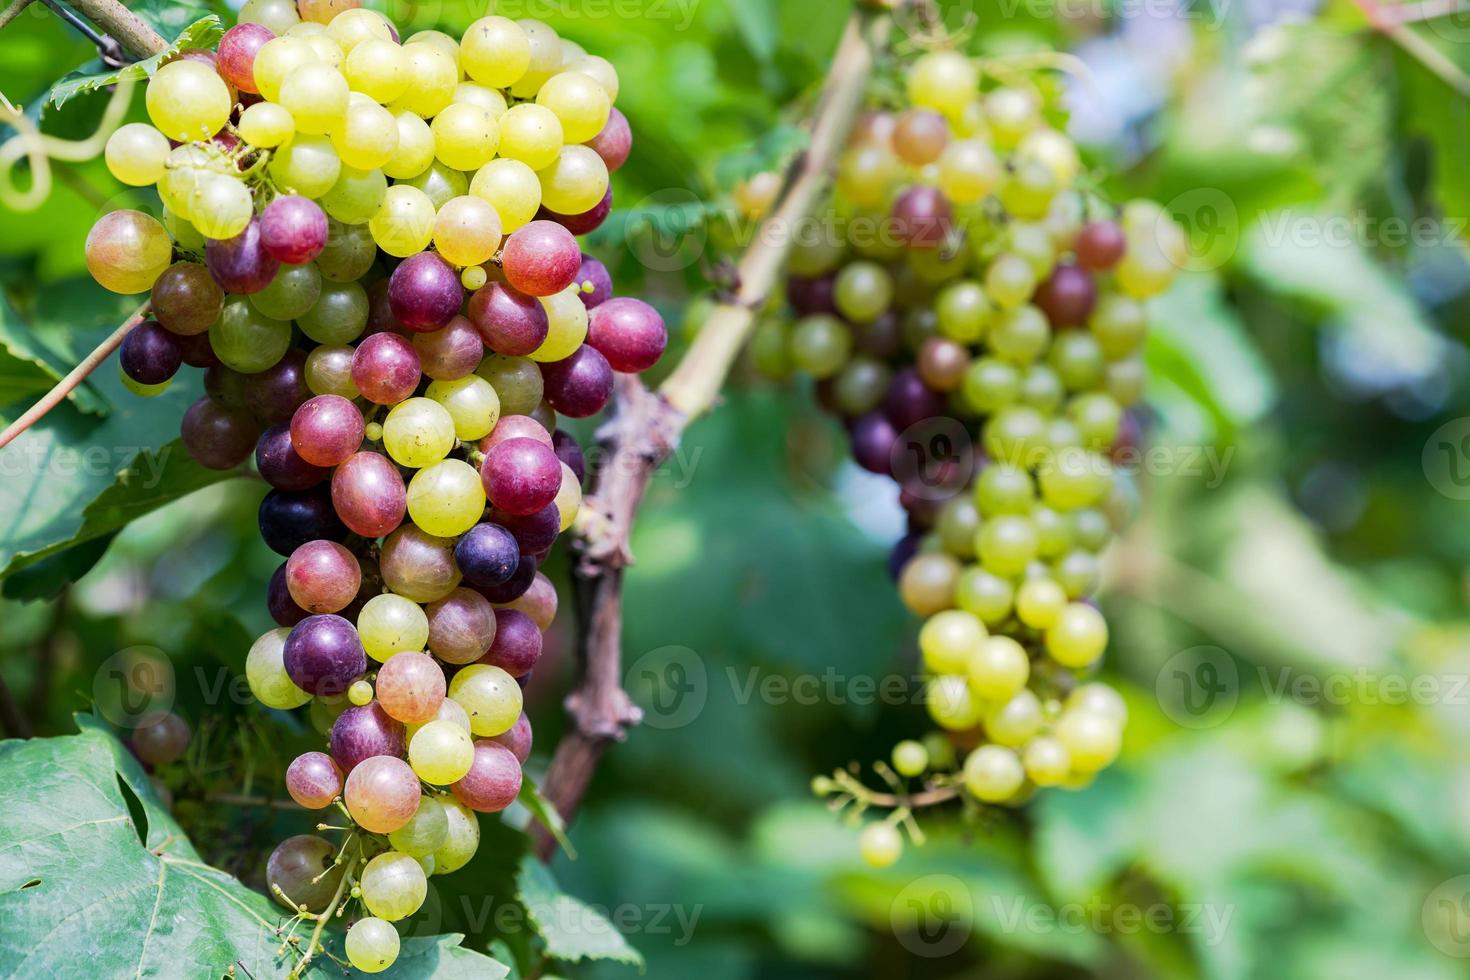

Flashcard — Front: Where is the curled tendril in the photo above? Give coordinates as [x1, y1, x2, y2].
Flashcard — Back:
[0, 73, 135, 212]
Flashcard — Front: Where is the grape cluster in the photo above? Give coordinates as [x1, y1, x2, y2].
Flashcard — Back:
[86, 2, 664, 971]
[761, 49, 1183, 866]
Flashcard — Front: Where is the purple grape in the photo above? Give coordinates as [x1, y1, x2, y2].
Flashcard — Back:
[883, 368, 945, 430]
[480, 609, 541, 678]
[501, 221, 581, 298]
[851, 412, 898, 475]
[539, 186, 612, 236]
[454, 523, 521, 589]
[481, 437, 562, 516]
[177, 332, 220, 368]
[574, 255, 613, 309]
[181, 397, 258, 470]
[890, 186, 953, 249]
[586, 107, 631, 172]
[259, 485, 347, 556]
[787, 275, 837, 317]
[152, 261, 223, 336]
[490, 712, 532, 763]
[540, 345, 613, 418]
[587, 297, 667, 374]
[413, 314, 484, 381]
[242, 348, 310, 424]
[451, 739, 522, 813]
[331, 450, 407, 539]
[119, 319, 181, 385]
[473, 553, 537, 603]
[888, 531, 922, 581]
[204, 364, 250, 408]
[388, 252, 462, 332]
[853, 311, 902, 359]
[284, 750, 342, 809]
[256, 423, 330, 491]
[329, 702, 406, 771]
[552, 429, 585, 483]
[268, 562, 309, 628]
[366, 278, 406, 336]
[351, 332, 421, 405]
[205, 218, 280, 294]
[290, 394, 364, 467]
[1033, 264, 1097, 328]
[480, 415, 553, 451]
[491, 504, 559, 556]
[284, 613, 366, 697]
[1076, 220, 1126, 271]
[467, 282, 549, 357]
[260, 195, 328, 265]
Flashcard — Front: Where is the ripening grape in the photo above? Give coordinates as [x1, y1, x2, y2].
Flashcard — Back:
[346, 917, 399, 974]
[285, 751, 343, 808]
[858, 823, 902, 869]
[86, 211, 172, 295]
[380, 524, 462, 603]
[344, 755, 420, 833]
[388, 796, 448, 857]
[211, 298, 292, 374]
[305, 344, 360, 398]
[267, 835, 344, 913]
[433, 195, 503, 267]
[359, 850, 427, 921]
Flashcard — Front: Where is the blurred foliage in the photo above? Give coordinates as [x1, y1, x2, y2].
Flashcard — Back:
[4, 0, 1470, 978]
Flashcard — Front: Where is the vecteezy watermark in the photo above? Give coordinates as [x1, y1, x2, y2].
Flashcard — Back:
[891, 875, 975, 958]
[624, 645, 707, 730]
[379, 0, 701, 31]
[1423, 417, 1470, 501]
[93, 646, 175, 729]
[0, 443, 173, 487]
[989, 895, 1236, 946]
[1423, 874, 1470, 958]
[893, 0, 1233, 37]
[891, 417, 975, 502]
[1155, 645, 1240, 729]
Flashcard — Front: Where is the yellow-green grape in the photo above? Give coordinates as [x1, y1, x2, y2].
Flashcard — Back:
[974, 463, 1035, 515]
[530, 288, 589, 363]
[1037, 450, 1111, 511]
[156, 147, 212, 220]
[388, 796, 447, 856]
[749, 318, 791, 379]
[984, 253, 1036, 311]
[432, 195, 503, 268]
[788, 314, 851, 379]
[188, 174, 254, 240]
[326, 8, 391, 52]
[383, 397, 456, 468]
[1009, 221, 1058, 276]
[1046, 602, 1108, 668]
[1050, 332, 1106, 394]
[252, 36, 319, 104]
[345, 38, 409, 103]
[447, 664, 523, 737]
[1067, 682, 1127, 726]
[789, 236, 843, 278]
[983, 406, 1048, 470]
[836, 144, 898, 209]
[985, 88, 1040, 150]
[145, 60, 231, 143]
[212, 298, 291, 372]
[426, 375, 500, 441]
[305, 344, 360, 398]
[1116, 240, 1179, 299]
[984, 689, 1044, 747]
[1090, 294, 1147, 359]
[431, 103, 499, 172]
[357, 593, 429, 661]
[923, 731, 957, 770]
[967, 635, 1029, 701]
[239, 0, 300, 34]
[280, 63, 349, 135]
[407, 698, 471, 741]
[907, 49, 979, 118]
[1016, 578, 1067, 630]
[858, 823, 903, 869]
[536, 70, 610, 143]
[954, 565, 1014, 626]
[469, 158, 541, 232]
[892, 740, 929, 778]
[560, 37, 588, 64]
[269, 134, 342, 198]
[554, 462, 581, 531]
[1018, 128, 1080, 187]
[162, 208, 204, 252]
[404, 29, 460, 64]
[963, 745, 1025, 802]
[497, 103, 563, 172]
[1019, 365, 1064, 416]
[370, 184, 436, 257]
[510, 19, 563, 98]
[998, 158, 1059, 221]
[333, 99, 399, 170]
[320, 165, 387, 224]
[383, 111, 435, 180]
[1022, 736, 1071, 786]
[1031, 504, 1072, 558]
[461, 16, 531, 89]
[400, 161, 469, 210]
[408, 719, 475, 784]
[1055, 709, 1122, 772]
[990, 306, 1051, 365]
[900, 553, 961, 618]
[462, 266, 489, 290]
[245, 628, 312, 709]
[238, 102, 295, 148]
[359, 851, 427, 921]
[926, 674, 983, 731]
[301, 33, 344, 69]
[1070, 393, 1122, 451]
[412, 458, 484, 543]
[104, 123, 170, 186]
[833, 261, 892, 325]
[962, 358, 1020, 415]
[938, 139, 1001, 205]
[569, 54, 619, 102]
[345, 917, 399, 974]
[918, 609, 986, 675]
[537, 144, 609, 216]
[976, 514, 1038, 577]
[1054, 550, 1101, 600]
[433, 797, 480, 874]
[348, 680, 374, 706]
[935, 280, 991, 342]
[454, 83, 508, 117]
[391, 42, 458, 118]
[120, 370, 171, 398]
[298, 279, 369, 345]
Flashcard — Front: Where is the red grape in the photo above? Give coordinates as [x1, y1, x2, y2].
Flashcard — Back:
[285, 750, 343, 809]
[414, 315, 484, 380]
[286, 539, 362, 614]
[467, 282, 549, 357]
[257, 422, 330, 491]
[481, 437, 562, 516]
[284, 613, 367, 697]
[119, 319, 182, 385]
[586, 297, 667, 373]
[291, 394, 364, 467]
[451, 740, 522, 813]
[851, 412, 898, 475]
[1076, 220, 1126, 271]
[883, 367, 946, 429]
[500, 221, 580, 298]
[352, 332, 422, 404]
[480, 414, 553, 451]
[890, 185, 953, 249]
[539, 345, 613, 418]
[182, 396, 259, 470]
[330, 702, 406, 772]
[426, 587, 497, 665]
[206, 218, 281, 294]
[243, 348, 311, 424]
[553, 429, 585, 483]
[453, 523, 521, 589]
[332, 451, 407, 539]
[388, 252, 463, 332]
[260, 195, 329, 265]
[539, 186, 612, 236]
[217, 22, 274, 94]
[479, 609, 541, 678]
[259, 486, 347, 556]
[1033, 264, 1097, 328]
[152, 261, 223, 335]
[269, 562, 310, 627]
[574, 254, 613, 309]
[490, 504, 559, 556]
[586, 107, 631, 172]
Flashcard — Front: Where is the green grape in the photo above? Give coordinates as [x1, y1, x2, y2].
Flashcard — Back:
[359, 851, 427, 921]
[919, 609, 986, 674]
[246, 628, 312, 709]
[426, 376, 500, 441]
[926, 674, 984, 731]
[789, 314, 852, 379]
[383, 397, 456, 468]
[555, 462, 581, 531]
[239, 0, 300, 35]
[253, 36, 319, 104]
[390, 42, 458, 118]
[1037, 449, 1112, 511]
[251, 263, 323, 321]
[399, 158, 470, 210]
[326, 8, 391, 51]
[835, 144, 898, 208]
[301, 32, 344, 69]
[749, 319, 792, 379]
[408, 720, 475, 784]
[496, 104, 564, 172]
[298, 279, 369, 345]
[407, 460, 486, 538]
[1067, 682, 1127, 726]
[1022, 736, 1071, 786]
[908, 241, 968, 285]
[455, 82, 509, 117]
[537, 70, 610, 143]
[962, 358, 1021, 414]
[892, 740, 929, 778]
[1031, 504, 1072, 558]
[333, 100, 400, 171]
[963, 745, 1025, 802]
[998, 158, 1059, 220]
[788, 235, 843, 278]
[983, 406, 1047, 470]
[305, 345, 359, 398]
[388, 796, 448, 856]
[448, 664, 523, 737]
[976, 514, 1038, 577]
[384, 111, 436, 180]
[346, 917, 399, 974]
[1105, 355, 1146, 406]
[990, 306, 1051, 365]
[357, 593, 429, 662]
[935, 280, 990, 342]
[1008, 221, 1058, 276]
[211, 298, 291, 374]
[369, 184, 436, 256]
[1045, 416, 1083, 456]
[530, 288, 589, 363]
[432, 103, 500, 172]
[104, 123, 170, 186]
[188, 174, 253, 241]
[434, 195, 503, 267]
[923, 731, 957, 769]
[1067, 393, 1120, 450]
[967, 635, 1028, 701]
[984, 253, 1036, 311]
[1045, 602, 1107, 668]
[1049, 331, 1105, 391]
[858, 823, 902, 869]
[834, 261, 893, 324]
[146, 60, 231, 142]
[320, 165, 387, 224]
[1055, 709, 1122, 772]
[985, 88, 1039, 149]
[477, 355, 544, 416]
[832, 357, 890, 416]
[348, 680, 374, 706]
[954, 565, 1014, 626]
[345, 38, 409, 103]
[1054, 549, 1100, 599]
[270, 134, 343, 199]
[280, 63, 349, 136]
[1089, 294, 1147, 358]
[907, 50, 978, 119]
[1016, 577, 1067, 629]
[509, 19, 563, 98]
[935, 495, 979, 558]
[120, 369, 171, 398]
[317, 219, 376, 283]
[433, 797, 481, 874]
[162, 207, 205, 252]
[238, 102, 295, 149]
[974, 463, 1036, 516]
[537, 145, 609, 216]
[938, 139, 1000, 204]
[983, 689, 1043, 747]
[470, 158, 541, 232]
[1019, 364, 1064, 413]
[463, 266, 489, 290]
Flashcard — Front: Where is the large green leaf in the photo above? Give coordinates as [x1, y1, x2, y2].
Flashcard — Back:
[516, 855, 643, 967]
[0, 295, 107, 416]
[48, 16, 223, 110]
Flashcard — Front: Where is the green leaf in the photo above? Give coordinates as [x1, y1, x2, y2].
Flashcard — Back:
[515, 855, 644, 967]
[713, 123, 808, 190]
[48, 16, 223, 110]
[727, 0, 778, 64]
[517, 778, 576, 859]
[0, 295, 107, 416]
[0, 533, 113, 600]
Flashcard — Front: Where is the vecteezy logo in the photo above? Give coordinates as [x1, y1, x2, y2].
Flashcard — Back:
[623, 188, 708, 274]
[1423, 418, 1470, 501]
[624, 645, 707, 730]
[1423, 875, 1470, 957]
[93, 645, 175, 729]
[1163, 188, 1239, 272]
[890, 874, 973, 958]
[891, 417, 974, 501]
[1155, 645, 1239, 729]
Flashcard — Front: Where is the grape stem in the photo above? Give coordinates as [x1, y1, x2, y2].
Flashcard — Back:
[0, 301, 150, 451]
[61, 0, 167, 61]
[530, 9, 893, 861]
[0, 0, 34, 32]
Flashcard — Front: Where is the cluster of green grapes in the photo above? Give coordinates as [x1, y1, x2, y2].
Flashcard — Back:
[84, 2, 665, 972]
[756, 49, 1183, 868]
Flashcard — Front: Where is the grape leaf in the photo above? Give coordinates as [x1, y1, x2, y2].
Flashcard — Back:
[48, 15, 223, 110]
[517, 779, 576, 859]
[515, 855, 644, 967]
[727, 0, 778, 64]
[0, 295, 107, 416]
[713, 124, 808, 190]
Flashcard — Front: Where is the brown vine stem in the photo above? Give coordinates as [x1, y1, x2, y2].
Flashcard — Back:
[0, 0, 34, 31]
[64, 0, 167, 60]
[530, 10, 892, 861]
